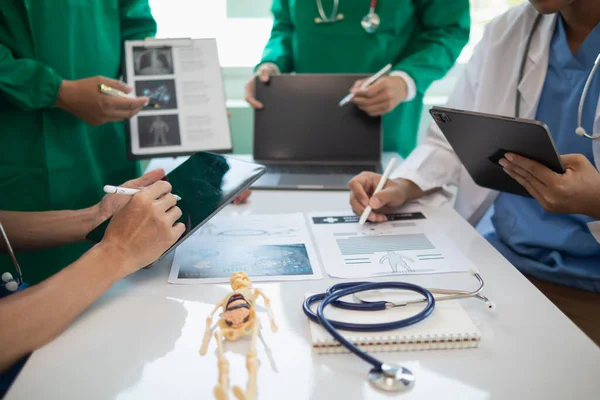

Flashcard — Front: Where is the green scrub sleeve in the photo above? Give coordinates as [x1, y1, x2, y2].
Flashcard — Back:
[257, 0, 294, 73]
[392, 0, 470, 96]
[119, 0, 158, 41]
[0, 44, 63, 111]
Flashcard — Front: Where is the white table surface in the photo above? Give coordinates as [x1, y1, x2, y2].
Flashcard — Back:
[7, 159, 600, 400]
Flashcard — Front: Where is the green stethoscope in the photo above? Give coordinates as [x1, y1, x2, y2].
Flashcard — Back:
[315, 0, 380, 34]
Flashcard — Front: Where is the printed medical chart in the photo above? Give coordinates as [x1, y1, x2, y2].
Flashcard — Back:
[169, 213, 322, 284]
[124, 38, 232, 158]
[308, 211, 474, 278]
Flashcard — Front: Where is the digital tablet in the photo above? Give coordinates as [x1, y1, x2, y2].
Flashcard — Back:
[429, 106, 565, 197]
[86, 152, 266, 265]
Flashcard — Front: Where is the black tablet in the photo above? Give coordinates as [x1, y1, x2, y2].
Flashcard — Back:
[429, 106, 565, 197]
[87, 152, 266, 265]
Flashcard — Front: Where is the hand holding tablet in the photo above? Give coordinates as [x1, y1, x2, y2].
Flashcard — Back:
[87, 152, 266, 266]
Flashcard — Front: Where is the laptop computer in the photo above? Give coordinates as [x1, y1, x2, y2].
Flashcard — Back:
[252, 74, 382, 190]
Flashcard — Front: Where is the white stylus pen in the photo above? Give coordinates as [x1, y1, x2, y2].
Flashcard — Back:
[103, 185, 181, 201]
[339, 63, 393, 107]
[358, 158, 397, 225]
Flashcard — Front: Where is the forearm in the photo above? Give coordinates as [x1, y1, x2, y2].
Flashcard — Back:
[0, 243, 127, 373]
[395, 178, 439, 202]
[0, 44, 63, 111]
[259, 0, 294, 72]
[0, 206, 99, 252]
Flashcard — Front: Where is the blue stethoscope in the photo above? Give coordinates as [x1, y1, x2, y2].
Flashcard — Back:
[302, 269, 494, 392]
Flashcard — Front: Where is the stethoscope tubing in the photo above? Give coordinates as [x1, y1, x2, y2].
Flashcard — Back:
[304, 281, 435, 370]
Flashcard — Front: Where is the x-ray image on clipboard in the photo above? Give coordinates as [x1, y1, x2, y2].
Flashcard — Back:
[123, 38, 232, 159]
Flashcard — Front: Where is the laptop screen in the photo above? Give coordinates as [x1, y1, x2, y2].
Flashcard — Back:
[253, 75, 382, 163]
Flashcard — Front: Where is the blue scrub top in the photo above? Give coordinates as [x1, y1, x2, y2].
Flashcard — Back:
[481, 16, 600, 292]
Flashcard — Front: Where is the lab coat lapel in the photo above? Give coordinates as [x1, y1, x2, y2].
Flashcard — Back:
[516, 14, 556, 119]
[462, 13, 556, 226]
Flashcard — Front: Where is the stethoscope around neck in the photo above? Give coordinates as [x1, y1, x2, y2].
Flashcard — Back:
[302, 268, 494, 392]
[518, 13, 600, 139]
[315, 0, 381, 34]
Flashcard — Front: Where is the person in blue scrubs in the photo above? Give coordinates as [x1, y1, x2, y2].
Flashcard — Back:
[348, 0, 600, 346]
[0, 169, 184, 395]
[480, 6, 600, 345]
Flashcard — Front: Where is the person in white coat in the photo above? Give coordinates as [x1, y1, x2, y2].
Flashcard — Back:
[349, 0, 600, 346]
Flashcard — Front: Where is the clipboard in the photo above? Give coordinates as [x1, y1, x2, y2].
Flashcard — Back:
[122, 38, 232, 159]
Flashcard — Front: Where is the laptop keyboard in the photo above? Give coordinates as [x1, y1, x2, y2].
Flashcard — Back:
[266, 164, 378, 175]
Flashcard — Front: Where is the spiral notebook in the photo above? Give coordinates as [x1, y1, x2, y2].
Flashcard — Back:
[306, 294, 481, 354]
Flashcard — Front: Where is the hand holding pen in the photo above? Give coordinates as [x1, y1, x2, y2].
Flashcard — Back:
[55, 76, 149, 126]
[104, 185, 181, 201]
[339, 64, 410, 117]
[93, 169, 179, 232]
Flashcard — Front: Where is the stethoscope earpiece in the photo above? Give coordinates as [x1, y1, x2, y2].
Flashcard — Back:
[5, 280, 18, 292]
[0, 223, 24, 292]
[2, 272, 18, 292]
[575, 127, 586, 137]
[2, 271, 13, 283]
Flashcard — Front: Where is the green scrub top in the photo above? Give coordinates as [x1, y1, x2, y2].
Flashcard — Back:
[0, 1, 157, 284]
[259, 0, 470, 158]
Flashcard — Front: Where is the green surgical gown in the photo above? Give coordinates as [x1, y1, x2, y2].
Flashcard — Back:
[0, 1, 157, 284]
[259, 0, 470, 158]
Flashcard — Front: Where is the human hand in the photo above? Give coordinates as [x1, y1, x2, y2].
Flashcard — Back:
[56, 76, 149, 126]
[244, 63, 278, 109]
[349, 173, 422, 222]
[100, 180, 185, 276]
[350, 76, 407, 116]
[92, 168, 167, 231]
[500, 153, 600, 219]
[233, 189, 252, 205]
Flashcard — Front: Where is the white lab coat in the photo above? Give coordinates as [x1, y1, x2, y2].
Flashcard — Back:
[394, 3, 600, 243]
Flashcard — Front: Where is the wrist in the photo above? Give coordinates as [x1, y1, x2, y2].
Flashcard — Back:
[94, 240, 138, 280]
[256, 62, 279, 75]
[55, 79, 75, 110]
[395, 178, 424, 202]
[86, 203, 108, 235]
[389, 71, 416, 102]
[76, 205, 105, 241]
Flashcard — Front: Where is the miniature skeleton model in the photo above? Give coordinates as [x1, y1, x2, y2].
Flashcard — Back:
[200, 272, 278, 400]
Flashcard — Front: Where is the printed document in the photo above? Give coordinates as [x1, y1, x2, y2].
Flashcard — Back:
[169, 213, 322, 284]
[124, 38, 232, 157]
[308, 211, 473, 278]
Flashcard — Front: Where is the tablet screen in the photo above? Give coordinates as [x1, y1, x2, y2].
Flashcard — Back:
[86, 152, 266, 264]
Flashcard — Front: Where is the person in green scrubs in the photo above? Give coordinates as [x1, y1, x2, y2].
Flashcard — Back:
[246, 0, 470, 158]
[0, 1, 156, 284]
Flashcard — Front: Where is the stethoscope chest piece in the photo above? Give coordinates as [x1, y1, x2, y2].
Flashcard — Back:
[368, 363, 415, 392]
[361, 9, 380, 34]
